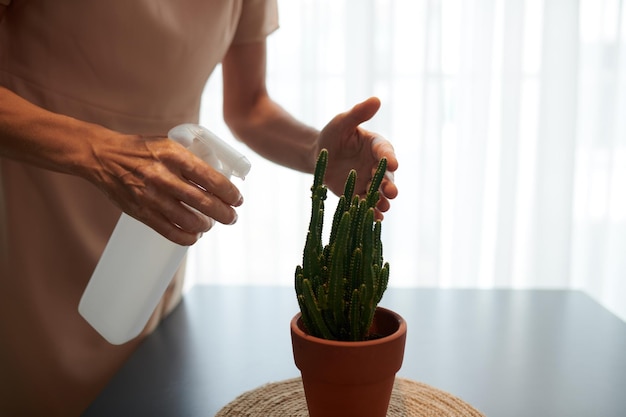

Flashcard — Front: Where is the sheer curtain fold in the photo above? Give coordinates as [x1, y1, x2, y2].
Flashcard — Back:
[190, 0, 626, 322]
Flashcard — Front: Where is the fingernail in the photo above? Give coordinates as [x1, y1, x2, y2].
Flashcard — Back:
[236, 194, 244, 206]
[230, 212, 238, 225]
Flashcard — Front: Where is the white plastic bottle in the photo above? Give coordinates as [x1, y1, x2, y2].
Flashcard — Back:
[78, 124, 251, 345]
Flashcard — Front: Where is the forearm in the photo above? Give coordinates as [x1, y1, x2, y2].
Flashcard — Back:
[221, 40, 321, 174]
[0, 86, 115, 181]
[225, 93, 320, 175]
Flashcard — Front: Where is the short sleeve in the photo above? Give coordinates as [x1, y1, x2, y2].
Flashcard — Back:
[232, 0, 279, 44]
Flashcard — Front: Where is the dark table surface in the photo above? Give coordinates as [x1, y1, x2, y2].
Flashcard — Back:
[83, 286, 626, 417]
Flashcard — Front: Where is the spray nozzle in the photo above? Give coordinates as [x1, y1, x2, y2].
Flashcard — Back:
[168, 123, 251, 180]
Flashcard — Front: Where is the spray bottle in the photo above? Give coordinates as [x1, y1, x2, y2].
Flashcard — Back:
[78, 124, 250, 345]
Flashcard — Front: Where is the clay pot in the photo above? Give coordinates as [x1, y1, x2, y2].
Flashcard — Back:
[290, 307, 407, 417]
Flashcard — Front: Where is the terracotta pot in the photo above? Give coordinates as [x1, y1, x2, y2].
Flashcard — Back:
[290, 307, 407, 417]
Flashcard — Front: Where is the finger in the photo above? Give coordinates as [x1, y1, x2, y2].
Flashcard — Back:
[376, 196, 391, 213]
[181, 155, 244, 207]
[381, 172, 398, 200]
[344, 97, 382, 128]
[168, 201, 216, 233]
[171, 182, 239, 226]
[371, 134, 399, 172]
[140, 187, 216, 234]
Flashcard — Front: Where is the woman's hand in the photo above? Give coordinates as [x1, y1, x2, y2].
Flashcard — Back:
[88, 133, 243, 245]
[317, 97, 399, 218]
[0, 86, 243, 246]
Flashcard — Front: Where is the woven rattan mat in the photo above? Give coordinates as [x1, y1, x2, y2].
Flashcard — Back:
[216, 377, 485, 416]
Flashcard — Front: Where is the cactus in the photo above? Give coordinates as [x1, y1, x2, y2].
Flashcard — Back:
[295, 149, 389, 341]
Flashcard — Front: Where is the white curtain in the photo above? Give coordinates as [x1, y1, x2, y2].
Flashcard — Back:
[189, 0, 626, 322]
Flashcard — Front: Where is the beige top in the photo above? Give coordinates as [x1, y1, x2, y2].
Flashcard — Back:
[0, 1, 278, 415]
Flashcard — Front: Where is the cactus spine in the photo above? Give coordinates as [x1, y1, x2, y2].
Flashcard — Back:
[295, 149, 389, 341]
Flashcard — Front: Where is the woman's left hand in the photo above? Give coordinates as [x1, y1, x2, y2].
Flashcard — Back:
[317, 97, 399, 218]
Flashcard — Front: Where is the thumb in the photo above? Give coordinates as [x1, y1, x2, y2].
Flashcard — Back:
[343, 97, 382, 128]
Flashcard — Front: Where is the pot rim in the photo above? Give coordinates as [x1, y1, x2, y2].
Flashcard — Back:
[290, 306, 407, 347]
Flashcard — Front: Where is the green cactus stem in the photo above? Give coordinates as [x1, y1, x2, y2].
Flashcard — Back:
[295, 149, 390, 341]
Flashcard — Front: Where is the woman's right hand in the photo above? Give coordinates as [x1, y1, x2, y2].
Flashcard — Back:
[87, 132, 244, 246]
[0, 86, 242, 246]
